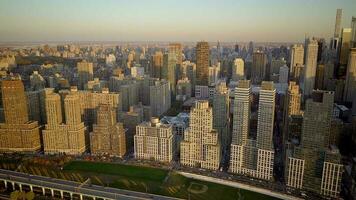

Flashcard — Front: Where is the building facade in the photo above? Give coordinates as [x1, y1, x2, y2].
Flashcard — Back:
[134, 117, 174, 163]
[181, 100, 220, 170]
[90, 104, 126, 157]
[196, 42, 210, 86]
[42, 91, 87, 155]
[0, 80, 41, 152]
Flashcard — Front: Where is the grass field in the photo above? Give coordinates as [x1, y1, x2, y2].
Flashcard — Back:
[63, 161, 280, 200]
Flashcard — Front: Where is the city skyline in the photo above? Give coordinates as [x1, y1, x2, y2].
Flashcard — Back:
[0, 0, 356, 43]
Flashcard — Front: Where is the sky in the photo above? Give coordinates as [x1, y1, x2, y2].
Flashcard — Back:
[0, 0, 355, 43]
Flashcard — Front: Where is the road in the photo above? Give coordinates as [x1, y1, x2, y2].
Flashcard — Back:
[178, 171, 302, 200]
[0, 169, 182, 200]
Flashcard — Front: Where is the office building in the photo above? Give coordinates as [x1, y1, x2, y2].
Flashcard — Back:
[279, 65, 289, 84]
[251, 51, 267, 84]
[290, 45, 304, 76]
[344, 48, 356, 102]
[352, 17, 356, 48]
[169, 43, 183, 78]
[196, 42, 210, 86]
[232, 58, 245, 81]
[302, 39, 318, 97]
[162, 52, 177, 96]
[77, 60, 94, 90]
[334, 9, 342, 38]
[151, 51, 163, 79]
[213, 82, 230, 153]
[339, 28, 352, 66]
[176, 77, 192, 101]
[150, 79, 171, 117]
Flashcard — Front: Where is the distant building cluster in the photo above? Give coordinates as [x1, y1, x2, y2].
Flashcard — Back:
[1, 8, 356, 199]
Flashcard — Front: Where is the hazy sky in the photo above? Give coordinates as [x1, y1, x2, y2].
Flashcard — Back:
[0, 0, 355, 43]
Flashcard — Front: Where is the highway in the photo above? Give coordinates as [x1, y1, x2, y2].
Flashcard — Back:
[0, 169, 182, 200]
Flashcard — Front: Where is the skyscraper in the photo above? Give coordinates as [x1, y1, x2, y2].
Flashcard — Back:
[256, 82, 275, 151]
[290, 44, 304, 76]
[150, 79, 171, 117]
[339, 28, 352, 66]
[151, 51, 163, 79]
[169, 43, 182, 69]
[285, 91, 343, 198]
[302, 39, 318, 97]
[90, 104, 126, 157]
[351, 17, 356, 48]
[134, 117, 174, 163]
[251, 51, 267, 84]
[196, 42, 210, 86]
[232, 58, 245, 81]
[282, 82, 301, 146]
[279, 65, 289, 84]
[344, 48, 356, 102]
[0, 80, 41, 152]
[334, 9, 342, 38]
[181, 100, 220, 170]
[230, 81, 275, 180]
[213, 82, 230, 154]
[77, 60, 94, 90]
[162, 52, 177, 96]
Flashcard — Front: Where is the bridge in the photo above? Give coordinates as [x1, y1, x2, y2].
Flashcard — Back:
[0, 169, 181, 200]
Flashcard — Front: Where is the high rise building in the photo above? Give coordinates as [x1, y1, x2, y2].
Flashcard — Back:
[256, 82, 275, 151]
[121, 104, 145, 153]
[279, 65, 289, 84]
[90, 104, 126, 157]
[213, 82, 230, 154]
[162, 52, 177, 96]
[285, 91, 343, 198]
[196, 42, 210, 86]
[151, 51, 163, 79]
[150, 79, 171, 117]
[176, 77, 192, 101]
[315, 64, 325, 90]
[290, 44, 304, 76]
[42, 91, 87, 154]
[0, 80, 41, 152]
[344, 48, 356, 102]
[284, 82, 301, 117]
[230, 81, 275, 180]
[169, 43, 183, 71]
[334, 9, 342, 38]
[232, 58, 245, 81]
[339, 28, 352, 66]
[134, 117, 174, 163]
[30, 71, 46, 91]
[65, 87, 121, 131]
[251, 51, 267, 84]
[302, 39, 318, 97]
[208, 63, 220, 85]
[282, 82, 301, 147]
[77, 60, 94, 90]
[181, 100, 220, 170]
[351, 17, 356, 48]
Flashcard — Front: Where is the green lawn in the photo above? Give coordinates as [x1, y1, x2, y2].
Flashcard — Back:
[64, 161, 167, 182]
[63, 161, 280, 200]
